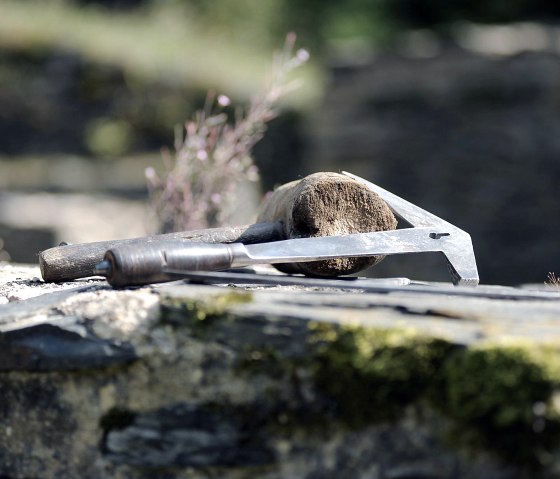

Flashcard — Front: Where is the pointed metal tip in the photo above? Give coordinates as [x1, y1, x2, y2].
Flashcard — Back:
[94, 260, 112, 277]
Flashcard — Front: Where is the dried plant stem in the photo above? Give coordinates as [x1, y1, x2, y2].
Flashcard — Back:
[146, 33, 309, 233]
[547, 272, 560, 289]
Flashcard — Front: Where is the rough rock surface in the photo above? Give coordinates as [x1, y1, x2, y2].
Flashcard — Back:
[256, 172, 397, 277]
[1, 263, 560, 478]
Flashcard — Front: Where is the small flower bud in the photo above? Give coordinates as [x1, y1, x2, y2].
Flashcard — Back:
[217, 95, 231, 107]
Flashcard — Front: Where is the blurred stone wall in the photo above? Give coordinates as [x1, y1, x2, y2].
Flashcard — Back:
[0, 46, 195, 158]
[3, 38, 560, 285]
[305, 49, 560, 285]
[0, 45, 264, 262]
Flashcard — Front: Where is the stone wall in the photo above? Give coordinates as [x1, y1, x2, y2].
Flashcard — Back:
[2, 264, 560, 478]
[305, 49, 560, 285]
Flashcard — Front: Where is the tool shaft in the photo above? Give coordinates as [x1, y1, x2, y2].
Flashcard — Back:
[100, 241, 249, 287]
[99, 227, 449, 287]
[39, 222, 284, 282]
[243, 227, 440, 263]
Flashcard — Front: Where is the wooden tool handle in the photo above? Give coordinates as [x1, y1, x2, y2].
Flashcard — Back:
[40, 172, 397, 282]
[39, 222, 284, 282]
[256, 172, 397, 277]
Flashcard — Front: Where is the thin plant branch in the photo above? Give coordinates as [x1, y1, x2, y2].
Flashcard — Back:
[146, 33, 309, 232]
[546, 272, 560, 290]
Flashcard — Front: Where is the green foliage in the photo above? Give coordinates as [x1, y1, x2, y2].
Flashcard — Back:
[0, 0, 318, 162]
[85, 118, 134, 158]
[178, 0, 286, 50]
[0, 0, 279, 97]
[139, 0, 560, 55]
[4, 0, 560, 85]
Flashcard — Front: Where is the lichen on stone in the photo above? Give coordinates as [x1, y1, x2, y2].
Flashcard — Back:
[437, 344, 560, 469]
[160, 290, 253, 324]
[306, 322, 455, 427]
[157, 290, 560, 472]
[300, 322, 560, 470]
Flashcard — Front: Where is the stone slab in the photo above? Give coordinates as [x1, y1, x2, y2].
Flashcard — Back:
[1, 263, 560, 478]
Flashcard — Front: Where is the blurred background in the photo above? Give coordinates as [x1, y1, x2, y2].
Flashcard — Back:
[1, 0, 559, 285]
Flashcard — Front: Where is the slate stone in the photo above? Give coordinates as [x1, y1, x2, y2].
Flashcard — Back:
[1, 264, 560, 479]
[0, 321, 136, 371]
[103, 403, 274, 467]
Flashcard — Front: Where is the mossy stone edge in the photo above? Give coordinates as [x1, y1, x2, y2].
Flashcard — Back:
[161, 292, 560, 472]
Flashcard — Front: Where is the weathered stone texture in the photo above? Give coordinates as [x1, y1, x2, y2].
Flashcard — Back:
[1, 264, 560, 478]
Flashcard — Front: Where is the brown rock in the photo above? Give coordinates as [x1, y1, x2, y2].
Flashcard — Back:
[257, 172, 397, 276]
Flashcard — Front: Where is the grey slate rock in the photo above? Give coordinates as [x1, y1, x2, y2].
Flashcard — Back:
[0, 321, 136, 371]
[1, 264, 560, 479]
[103, 403, 274, 468]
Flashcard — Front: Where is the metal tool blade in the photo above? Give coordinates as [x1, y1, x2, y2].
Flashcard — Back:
[341, 171, 479, 286]
[342, 171, 454, 229]
[162, 270, 560, 301]
[95, 226, 470, 287]
[163, 269, 411, 289]
[95, 171, 479, 288]
[235, 227, 446, 265]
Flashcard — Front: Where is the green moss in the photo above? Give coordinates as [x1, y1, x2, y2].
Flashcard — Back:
[307, 322, 455, 427]
[160, 290, 253, 325]
[234, 323, 454, 434]
[236, 347, 288, 379]
[438, 346, 560, 468]
[161, 295, 560, 470]
[304, 322, 560, 470]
